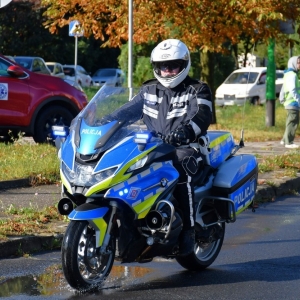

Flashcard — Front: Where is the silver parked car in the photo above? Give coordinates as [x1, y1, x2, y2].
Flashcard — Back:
[14, 56, 51, 75]
[92, 68, 125, 87]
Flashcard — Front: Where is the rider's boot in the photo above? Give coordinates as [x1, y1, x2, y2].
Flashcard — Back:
[178, 228, 195, 256]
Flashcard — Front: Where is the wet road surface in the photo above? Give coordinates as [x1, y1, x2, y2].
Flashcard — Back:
[0, 195, 300, 299]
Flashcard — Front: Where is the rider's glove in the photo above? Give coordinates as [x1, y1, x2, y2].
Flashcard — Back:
[165, 124, 195, 146]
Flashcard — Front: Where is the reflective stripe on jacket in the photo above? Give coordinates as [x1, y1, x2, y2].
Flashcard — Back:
[129, 77, 213, 138]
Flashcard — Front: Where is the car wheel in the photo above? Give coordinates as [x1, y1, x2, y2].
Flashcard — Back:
[33, 106, 74, 144]
[250, 96, 260, 105]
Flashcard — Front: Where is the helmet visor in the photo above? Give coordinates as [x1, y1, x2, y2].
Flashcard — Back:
[154, 60, 183, 72]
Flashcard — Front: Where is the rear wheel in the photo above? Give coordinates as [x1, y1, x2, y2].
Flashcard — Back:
[33, 106, 74, 143]
[61, 220, 116, 291]
[176, 222, 225, 270]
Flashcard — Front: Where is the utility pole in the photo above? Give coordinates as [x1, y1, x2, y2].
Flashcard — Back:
[128, 0, 133, 99]
[266, 38, 276, 127]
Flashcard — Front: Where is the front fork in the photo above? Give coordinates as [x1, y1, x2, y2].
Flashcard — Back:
[100, 204, 117, 255]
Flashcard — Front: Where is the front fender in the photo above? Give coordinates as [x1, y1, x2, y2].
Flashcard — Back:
[68, 204, 109, 220]
[69, 204, 109, 247]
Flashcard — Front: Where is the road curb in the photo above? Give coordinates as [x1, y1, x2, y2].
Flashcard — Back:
[0, 234, 63, 258]
[0, 178, 31, 190]
[255, 174, 300, 202]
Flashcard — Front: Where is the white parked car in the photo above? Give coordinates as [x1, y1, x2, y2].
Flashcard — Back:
[63, 64, 93, 87]
[92, 68, 125, 87]
[215, 67, 284, 106]
[46, 62, 65, 78]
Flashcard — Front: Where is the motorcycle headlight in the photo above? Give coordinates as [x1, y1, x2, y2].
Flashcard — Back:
[94, 167, 118, 182]
[62, 162, 117, 186]
[62, 162, 76, 182]
[126, 155, 148, 173]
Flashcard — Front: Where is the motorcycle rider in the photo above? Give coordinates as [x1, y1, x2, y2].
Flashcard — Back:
[112, 39, 212, 256]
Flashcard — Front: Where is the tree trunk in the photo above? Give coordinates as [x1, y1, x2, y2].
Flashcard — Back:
[200, 51, 217, 124]
[232, 44, 239, 69]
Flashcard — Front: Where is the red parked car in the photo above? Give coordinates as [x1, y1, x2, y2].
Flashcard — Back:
[0, 54, 88, 143]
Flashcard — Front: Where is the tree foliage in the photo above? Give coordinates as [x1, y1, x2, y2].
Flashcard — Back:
[42, 0, 300, 52]
[0, 0, 120, 74]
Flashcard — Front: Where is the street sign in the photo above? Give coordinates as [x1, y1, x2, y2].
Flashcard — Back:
[69, 21, 84, 37]
[0, 0, 12, 8]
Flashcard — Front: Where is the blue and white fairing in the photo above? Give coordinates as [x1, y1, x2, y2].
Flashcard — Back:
[60, 86, 143, 173]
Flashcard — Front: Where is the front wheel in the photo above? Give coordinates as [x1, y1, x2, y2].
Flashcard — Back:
[176, 222, 225, 270]
[61, 220, 116, 291]
[250, 96, 260, 105]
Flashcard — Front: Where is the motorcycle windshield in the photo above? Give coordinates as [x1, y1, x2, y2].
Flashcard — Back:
[71, 85, 144, 154]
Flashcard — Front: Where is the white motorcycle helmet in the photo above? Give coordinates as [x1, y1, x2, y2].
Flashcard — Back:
[151, 39, 191, 88]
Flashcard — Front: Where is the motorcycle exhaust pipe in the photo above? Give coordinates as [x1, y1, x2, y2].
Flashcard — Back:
[58, 198, 74, 215]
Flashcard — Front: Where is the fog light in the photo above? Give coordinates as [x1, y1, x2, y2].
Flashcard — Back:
[146, 237, 154, 245]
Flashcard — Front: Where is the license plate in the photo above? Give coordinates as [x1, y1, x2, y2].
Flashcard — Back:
[224, 94, 235, 100]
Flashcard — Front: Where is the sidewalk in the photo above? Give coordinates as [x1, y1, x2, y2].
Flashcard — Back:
[0, 139, 299, 258]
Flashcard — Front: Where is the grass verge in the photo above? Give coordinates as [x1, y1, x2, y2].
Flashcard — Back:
[0, 100, 299, 182]
[0, 203, 65, 241]
[0, 99, 299, 245]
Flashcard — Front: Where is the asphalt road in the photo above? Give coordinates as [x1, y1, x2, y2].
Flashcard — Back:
[0, 194, 299, 299]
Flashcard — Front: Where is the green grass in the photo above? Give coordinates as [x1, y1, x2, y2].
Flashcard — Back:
[0, 203, 64, 241]
[0, 142, 59, 183]
[211, 101, 287, 142]
[0, 99, 298, 182]
[83, 86, 99, 101]
[0, 99, 299, 243]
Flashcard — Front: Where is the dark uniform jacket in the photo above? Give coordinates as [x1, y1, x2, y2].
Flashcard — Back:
[113, 76, 213, 140]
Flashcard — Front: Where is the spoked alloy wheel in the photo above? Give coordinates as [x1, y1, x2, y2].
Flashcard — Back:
[61, 220, 115, 291]
[176, 222, 225, 271]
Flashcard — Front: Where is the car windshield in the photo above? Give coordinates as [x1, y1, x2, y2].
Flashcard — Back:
[63, 67, 75, 76]
[94, 69, 117, 77]
[14, 58, 32, 70]
[224, 72, 259, 84]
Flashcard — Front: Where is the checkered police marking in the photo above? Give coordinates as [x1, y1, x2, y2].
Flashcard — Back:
[126, 187, 141, 200]
[0, 83, 8, 100]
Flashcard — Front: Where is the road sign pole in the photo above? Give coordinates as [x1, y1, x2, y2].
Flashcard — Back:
[69, 20, 83, 76]
[74, 36, 78, 67]
[74, 36, 78, 84]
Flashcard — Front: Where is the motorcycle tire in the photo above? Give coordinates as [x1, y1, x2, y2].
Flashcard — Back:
[61, 220, 116, 291]
[176, 222, 225, 270]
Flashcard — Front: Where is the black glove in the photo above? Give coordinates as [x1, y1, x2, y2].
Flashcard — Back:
[165, 124, 195, 146]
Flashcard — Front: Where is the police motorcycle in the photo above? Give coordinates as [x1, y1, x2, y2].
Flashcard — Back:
[53, 85, 258, 291]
